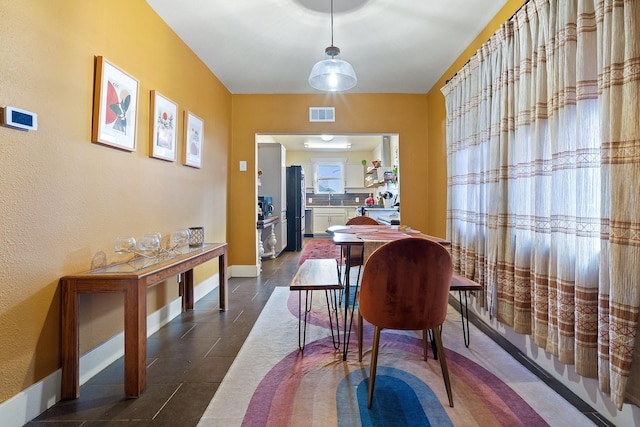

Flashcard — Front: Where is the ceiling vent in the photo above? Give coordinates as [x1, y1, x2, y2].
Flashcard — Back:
[309, 107, 335, 122]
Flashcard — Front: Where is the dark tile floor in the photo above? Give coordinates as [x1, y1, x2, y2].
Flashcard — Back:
[29, 239, 613, 426]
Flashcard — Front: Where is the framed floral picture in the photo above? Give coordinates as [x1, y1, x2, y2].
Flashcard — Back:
[91, 56, 139, 151]
[183, 111, 203, 168]
[149, 91, 178, 161]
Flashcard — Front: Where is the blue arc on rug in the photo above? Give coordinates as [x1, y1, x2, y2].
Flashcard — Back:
[337, 366, 453, 427]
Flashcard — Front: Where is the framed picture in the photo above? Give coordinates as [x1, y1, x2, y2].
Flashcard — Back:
[91, 56, 139, 151]
[149, 91, 178, 161]
[183, 111, 204, 168]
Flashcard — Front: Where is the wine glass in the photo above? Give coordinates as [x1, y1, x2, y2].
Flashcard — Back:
[114, 237, 136, 254]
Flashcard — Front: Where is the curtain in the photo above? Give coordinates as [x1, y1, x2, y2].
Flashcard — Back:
[441, 0, 640, 410]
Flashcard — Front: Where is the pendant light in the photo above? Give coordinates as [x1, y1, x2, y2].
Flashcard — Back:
[308, 0, 357, 92]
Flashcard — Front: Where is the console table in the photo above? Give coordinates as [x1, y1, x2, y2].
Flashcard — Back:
[60, 242, 228, 399]
[257, 215, 279, 259]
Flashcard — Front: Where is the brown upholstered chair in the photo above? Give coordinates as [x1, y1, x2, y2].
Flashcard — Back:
[357, 238, 454, 409]
[346, 215, 379, 225]
[340, 216, 380, 283]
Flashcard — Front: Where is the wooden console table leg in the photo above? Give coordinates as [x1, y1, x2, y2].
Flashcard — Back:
[183, 269, 195, 310]
[60, 279, 79, 399]
[124, 280, 146, 398]
[219, 250, 228, 311]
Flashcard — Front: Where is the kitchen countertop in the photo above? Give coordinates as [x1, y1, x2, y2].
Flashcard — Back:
[307, 205, 398, 209]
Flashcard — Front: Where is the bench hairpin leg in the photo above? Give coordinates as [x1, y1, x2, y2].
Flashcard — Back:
[325, 289, 341, 349]
[298, 290, 314, 351]
[459, 290, 472, 347]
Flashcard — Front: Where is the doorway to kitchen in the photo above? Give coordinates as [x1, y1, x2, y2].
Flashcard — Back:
[256, 133, 400, 253]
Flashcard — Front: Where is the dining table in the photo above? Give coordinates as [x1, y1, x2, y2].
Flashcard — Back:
[326, 224, 450, 360]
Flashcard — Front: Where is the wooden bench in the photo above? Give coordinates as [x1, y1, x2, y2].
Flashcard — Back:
[450, 274, 483, 347]
[430, 273, 484, 360]
[290, 259, 343, 351]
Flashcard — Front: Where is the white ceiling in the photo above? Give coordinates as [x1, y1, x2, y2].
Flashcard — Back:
[146, 0, 509, 95]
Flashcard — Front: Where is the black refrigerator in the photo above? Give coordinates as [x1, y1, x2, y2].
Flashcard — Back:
[286, 165, 305, 251]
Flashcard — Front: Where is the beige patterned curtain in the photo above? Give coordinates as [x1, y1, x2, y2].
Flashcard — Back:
[441, 0, 640, 410]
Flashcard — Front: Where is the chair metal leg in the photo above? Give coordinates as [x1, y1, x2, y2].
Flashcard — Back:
[431, 327, 454, 407]
[358, 311, 364, 362]
[422, 330, 428, 360]
[428, 325, 443, 360]
[356, 244, 364, 285]
[339, 245, 364, 307]
[367, 326, 382, 409]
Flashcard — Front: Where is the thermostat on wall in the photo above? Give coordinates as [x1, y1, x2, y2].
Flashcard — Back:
[1, 106, 38, 131]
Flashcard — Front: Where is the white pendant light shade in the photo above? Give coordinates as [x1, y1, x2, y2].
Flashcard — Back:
[309, 56, 357, 92]
[308, 0, 357, 92]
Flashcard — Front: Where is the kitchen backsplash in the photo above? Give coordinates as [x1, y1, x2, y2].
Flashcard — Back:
[305, 192, 370, 207]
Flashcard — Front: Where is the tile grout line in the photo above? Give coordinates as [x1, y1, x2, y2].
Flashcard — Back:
[152, 383, 183, 420]
[204, 337, 222, 358]
[233, 310, 244, 323]
[180, 324, 198, 339]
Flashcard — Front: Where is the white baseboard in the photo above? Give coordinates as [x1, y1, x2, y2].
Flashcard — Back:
[229, 264, 260, 277]
[0, 275, 218, 427]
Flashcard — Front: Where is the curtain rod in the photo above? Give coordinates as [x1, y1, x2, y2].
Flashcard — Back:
[445, 0, 530, 84]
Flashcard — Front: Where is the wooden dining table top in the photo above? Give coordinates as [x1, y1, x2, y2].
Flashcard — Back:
[326, 224, 450, 246]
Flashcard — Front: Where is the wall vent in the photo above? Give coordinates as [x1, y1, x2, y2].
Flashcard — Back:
[309, 107, 335, 122]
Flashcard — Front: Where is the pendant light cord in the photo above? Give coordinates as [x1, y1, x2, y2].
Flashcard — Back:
[330, 0, 334, 47]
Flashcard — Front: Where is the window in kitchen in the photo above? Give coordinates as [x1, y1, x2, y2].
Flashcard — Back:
[315, 162, 344, 194]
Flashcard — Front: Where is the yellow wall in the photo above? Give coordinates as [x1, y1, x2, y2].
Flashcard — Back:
[0, 0, 525, 409]
[229, 94, 429, 268]
[426, 0, 525, 237]
[0, 1, 230, 401]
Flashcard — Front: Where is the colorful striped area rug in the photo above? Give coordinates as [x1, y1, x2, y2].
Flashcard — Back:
[198, 288, 595, 427]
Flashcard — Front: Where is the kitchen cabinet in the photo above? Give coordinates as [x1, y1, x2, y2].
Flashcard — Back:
[300, 163, 314, 190]
[346, 208, 357, 222]
[313, 207, 347, 234]
[345, 163, 366, 188]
